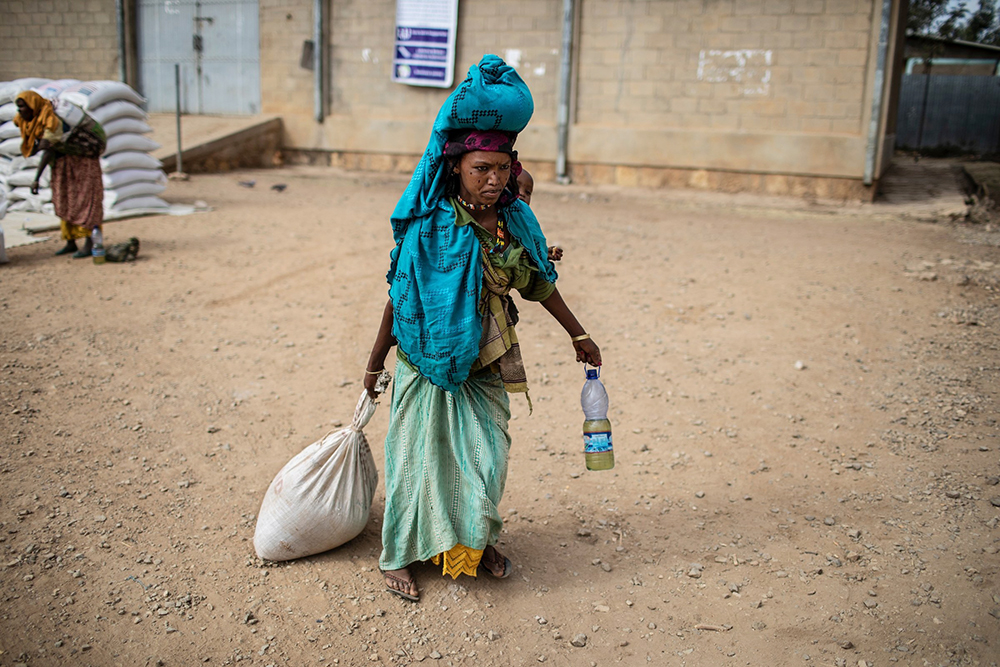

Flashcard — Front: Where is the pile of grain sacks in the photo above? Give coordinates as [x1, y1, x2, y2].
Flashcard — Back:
[0, 78, 168, 218]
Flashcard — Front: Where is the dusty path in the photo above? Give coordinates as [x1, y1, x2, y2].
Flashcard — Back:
[1, 167, 998, 667]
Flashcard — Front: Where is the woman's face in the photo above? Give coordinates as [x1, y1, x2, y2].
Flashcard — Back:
[15, 98, 34, 122]
[455, 151, 512, 207]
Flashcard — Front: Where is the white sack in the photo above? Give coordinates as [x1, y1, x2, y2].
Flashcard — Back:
[101, 151, 162, 172]
[103, 133, 160, 156]
[104, 181, 166, 207]
[90, 100, 147, 126]
[102, 117, 152, 137]
[0, 121, 18, 140]
[253, 376, 388, 561]
[60, 81, 145, 110]
[7, 168, 49, 188]
[106, 195, 168, 212]
[1, 137, 22, 157]
[0, 79, 51, 105]
[33, 79, 80, 101]
[102, 168, 164, 190]
[0, 155, 40, 175]
[8, 200, 54, 216]
[8, 185, 52, 202]
[0, 104, 15, 123]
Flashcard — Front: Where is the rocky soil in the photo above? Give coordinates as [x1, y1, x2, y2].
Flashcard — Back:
[1, 166, 998, 667]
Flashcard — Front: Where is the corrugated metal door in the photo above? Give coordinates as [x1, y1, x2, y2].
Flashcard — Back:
[137, 0, 260, 115]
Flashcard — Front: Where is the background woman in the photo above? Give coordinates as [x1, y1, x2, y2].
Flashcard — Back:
[363, 56, 600, 602]
[14, 91, 106, 258]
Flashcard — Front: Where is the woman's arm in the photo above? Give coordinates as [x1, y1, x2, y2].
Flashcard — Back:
[540, 287, 602, 366]
[363, 299, 397, 398]
[30, 143, 54, 195]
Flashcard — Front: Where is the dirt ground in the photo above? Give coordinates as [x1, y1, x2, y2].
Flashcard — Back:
[1, 166, 999, 667]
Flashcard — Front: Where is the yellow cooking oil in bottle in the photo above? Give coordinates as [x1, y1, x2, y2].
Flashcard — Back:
[581, 367, 614, 471]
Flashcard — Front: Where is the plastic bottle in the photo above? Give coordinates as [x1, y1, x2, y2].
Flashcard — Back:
[91, 227, 105, 265]
[581, 366, 614, 471]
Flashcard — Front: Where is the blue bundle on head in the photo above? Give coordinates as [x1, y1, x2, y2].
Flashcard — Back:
[387, 55, 557, 392]
[390, 54, 534, 238]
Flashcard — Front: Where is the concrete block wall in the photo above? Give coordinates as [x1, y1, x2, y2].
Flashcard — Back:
[267, 0, 900, 196]
[0, 0, 119, 82]
[269, 0, 563, 159]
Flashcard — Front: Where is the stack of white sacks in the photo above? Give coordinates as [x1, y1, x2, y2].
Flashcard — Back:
[0, 78, 168, 218]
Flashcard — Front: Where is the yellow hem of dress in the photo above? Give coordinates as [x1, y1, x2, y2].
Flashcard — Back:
[430, 544, 484, 579]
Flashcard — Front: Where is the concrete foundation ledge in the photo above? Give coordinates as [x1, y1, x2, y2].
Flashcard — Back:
[161, 117, 284, 174]
[281, 148, 875, 202]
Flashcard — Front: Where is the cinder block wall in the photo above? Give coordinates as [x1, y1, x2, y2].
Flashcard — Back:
[263, 0, 899, 197]
[0, 0, 119, 81]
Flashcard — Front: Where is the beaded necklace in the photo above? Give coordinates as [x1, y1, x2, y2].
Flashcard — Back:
[456, 193, 491, 211]
[457, 194, 506, 253]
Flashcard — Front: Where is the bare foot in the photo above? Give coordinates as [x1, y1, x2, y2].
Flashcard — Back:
[382, 567, 419, 600]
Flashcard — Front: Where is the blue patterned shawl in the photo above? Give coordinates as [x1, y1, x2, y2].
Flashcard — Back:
[387, 55, 557, 392]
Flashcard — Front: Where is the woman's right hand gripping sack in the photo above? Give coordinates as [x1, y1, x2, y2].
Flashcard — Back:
[253, 372, 391, 561]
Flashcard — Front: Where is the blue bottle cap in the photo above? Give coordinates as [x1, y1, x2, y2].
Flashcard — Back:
[586, 368, 599, 380]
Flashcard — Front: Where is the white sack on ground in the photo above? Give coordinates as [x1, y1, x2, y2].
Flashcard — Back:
[253, 375, 389, 562]
[0, 156, 40, 175]
[106, 195, 169, 212]
[101, 151, 162, 173]
[89, 100, 147, 126]
[0, 104, 16, 123]
[102, 168, 163, 190]
[60, 81, 145, 110]
[103, 133, 160, 156]
[7, 169, 49, 188]
[104, 181, 166, 207]
[102, 118, 153, 137]
[0, 122, 19, 140]
[0, 137, 22, 157]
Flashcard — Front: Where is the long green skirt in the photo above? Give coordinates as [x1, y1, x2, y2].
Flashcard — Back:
[379, 356, 511, 572]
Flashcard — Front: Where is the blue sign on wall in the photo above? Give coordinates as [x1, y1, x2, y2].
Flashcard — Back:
[393, 1, 458, 88]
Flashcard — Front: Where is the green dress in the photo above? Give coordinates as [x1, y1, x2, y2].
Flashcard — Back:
[379, 200, 553, 577]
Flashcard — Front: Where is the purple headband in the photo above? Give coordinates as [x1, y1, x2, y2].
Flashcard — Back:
[443, 130, 516, 157]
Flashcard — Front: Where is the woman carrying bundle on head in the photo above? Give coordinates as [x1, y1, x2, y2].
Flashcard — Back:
[362, 55, 601, 602]
[14, 91, 108, 258]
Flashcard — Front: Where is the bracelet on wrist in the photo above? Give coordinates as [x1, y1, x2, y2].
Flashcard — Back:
[365, 368, 384, 375]
[571, 333, 591, 343]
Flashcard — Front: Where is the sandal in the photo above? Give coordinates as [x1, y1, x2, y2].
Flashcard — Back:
[72, 248, 91, 259]
[381, 568, 419, 602]
[479, 546, 512, 579]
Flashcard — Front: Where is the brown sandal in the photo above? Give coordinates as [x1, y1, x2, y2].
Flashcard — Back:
[479, 546, 512, 579]
[381, 568, 419, 601]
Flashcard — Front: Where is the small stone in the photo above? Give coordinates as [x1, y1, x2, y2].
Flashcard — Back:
[695, 491, 705, 498]
[537, 616, 548, 625]
[824, 517, 836, 526]
[839, 640, 854, 650]
[429, 650, 442, 660]
[601, 563, 612, 572]
[570, 633, 588, 648]
[488, 630, 500, 641]
[945, 491, 960, 499]
[647, 622, 656, 630]
[847, 529, 861, 539]
[863, 599, 877, 609]
[794, 360, 806, 370]
[990, 497, 1000, 508]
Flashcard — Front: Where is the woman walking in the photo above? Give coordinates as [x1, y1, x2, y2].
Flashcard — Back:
[14, 91, 106, 257]
[363, 55, 601, 601]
